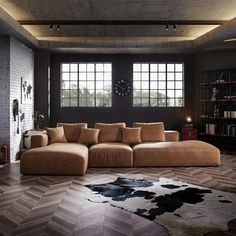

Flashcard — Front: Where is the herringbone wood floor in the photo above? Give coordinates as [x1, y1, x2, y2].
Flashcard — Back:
[0, 154, 235, 236]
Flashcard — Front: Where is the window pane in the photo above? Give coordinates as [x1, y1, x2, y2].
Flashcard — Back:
[158, 81, 166, 89]
[104, 63, 111, 72]
[133, 81, 141, 90]
[176, 90, 183, 98]
[133, 64, 141, 71]
[150, 81, 157, 90]
[87, 64, 94, 72]
[150, 99, 158, 107]
[167, 73, 174, 80]
[79, 64, 87, 72]
[175, 64, 183, 72]
[167, 98, 175, 107]
[62, 73, 70, 80]
[70, 64, 78, 72]
[141, 64, 149, 71]
[62, 81, 70, 89]
[158, 64, 166, 72]
[159, 73, 166, 80]
[87, 72, 94, 80]
[70, 90, 78, 98]
[134, 72, 141, 80]
[167, 81, 175, 89]
[167, 90, 175, 98]
[62, 64, 70, 72]
[70, 73, 78, 80]
[142, 73, 149, 80]
[176, 73, 183, 80]
[150, 64, 157, 72]
[96, 72, 103, 80]
[176, 81, 183, 89]
[104, 72, 111, 81]
[150, 73, 157, 81]
[61, 98, 70, 106]
[79, 72, 86, 80]
[70, 81, 77, 89]
[142, 81, 149, 89]
[167, 64, 174, 72]
[96, 64, 103, 71]
[62, 89, 70, 98]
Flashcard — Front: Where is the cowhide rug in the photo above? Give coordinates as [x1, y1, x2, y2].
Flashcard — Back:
[85, 177, 236, 236]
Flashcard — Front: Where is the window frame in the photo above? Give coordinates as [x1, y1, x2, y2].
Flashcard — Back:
[132, 62, 185, 108]
[60, 62, 112, 108]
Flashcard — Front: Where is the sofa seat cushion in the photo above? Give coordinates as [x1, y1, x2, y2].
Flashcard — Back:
[89, 142, 133, 167]
[20, 143, 88, 175]
[133, 140, 220, 167]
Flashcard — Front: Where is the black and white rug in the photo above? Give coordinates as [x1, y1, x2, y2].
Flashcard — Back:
[85, 177, 236, 236]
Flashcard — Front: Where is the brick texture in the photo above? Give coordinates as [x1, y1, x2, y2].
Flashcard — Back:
[0, 36, 34, 162]
[10, 37, 34, 161]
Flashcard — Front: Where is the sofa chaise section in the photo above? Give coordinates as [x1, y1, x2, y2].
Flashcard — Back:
[21, 143, 88, 175]
[133, 140, 220, 167]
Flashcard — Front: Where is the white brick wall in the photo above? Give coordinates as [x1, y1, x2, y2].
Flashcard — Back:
[9, 37, 34, 161]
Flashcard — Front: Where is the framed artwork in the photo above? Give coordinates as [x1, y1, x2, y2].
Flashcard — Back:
[21, 77, 33, 104]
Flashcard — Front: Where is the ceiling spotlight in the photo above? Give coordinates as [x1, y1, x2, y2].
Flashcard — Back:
[173, 24, 176, 30]
[165, 24, 169, 31]
[49, 24, 53, 30]
[57, 24, 60, 31]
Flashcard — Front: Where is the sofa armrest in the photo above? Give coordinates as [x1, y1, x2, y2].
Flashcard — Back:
[165, 130, 179, 142]
[31, 133, 48, 148]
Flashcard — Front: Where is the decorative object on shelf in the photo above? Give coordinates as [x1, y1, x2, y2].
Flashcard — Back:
[114, 79, 132, 96]
[32, 111, 45, 130]
[213, 105, 219, 117]
[211, 87, 218, 101]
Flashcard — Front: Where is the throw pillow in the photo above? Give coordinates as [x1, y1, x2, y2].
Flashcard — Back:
[122, 127, 141, 145]
[57, 123, 87, 142]
[78, 128, 100, 145]
[95, 123, 126, 142]
[133, 122, 165, 142]
[46, 126, 68, 144]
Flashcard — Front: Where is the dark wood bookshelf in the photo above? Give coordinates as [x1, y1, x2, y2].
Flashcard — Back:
[198, 69, 236, 151]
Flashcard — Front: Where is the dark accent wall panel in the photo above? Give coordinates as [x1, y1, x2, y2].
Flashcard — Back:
[49, 54, 194, 130]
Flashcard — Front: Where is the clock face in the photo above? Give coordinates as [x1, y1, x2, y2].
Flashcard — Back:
[114, 79, 132, 96]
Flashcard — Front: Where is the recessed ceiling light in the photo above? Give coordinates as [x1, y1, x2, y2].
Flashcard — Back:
[224, 38, 236, 42]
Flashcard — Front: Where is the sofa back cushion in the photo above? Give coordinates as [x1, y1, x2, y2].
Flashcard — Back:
[46, 126, 68, 144]
[122, 127, 141, 145]
[133, 122, 165, 142]
[95, 123, 126, 142]
[78, 128, 100, 145]
[57, 123, 87, 142]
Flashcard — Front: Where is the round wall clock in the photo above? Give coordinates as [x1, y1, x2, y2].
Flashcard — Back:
[114, 79, 132, 96]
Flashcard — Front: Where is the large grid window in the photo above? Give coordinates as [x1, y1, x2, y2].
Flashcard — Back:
[61, 63, 112, 107]
[133, 63, 184, 107]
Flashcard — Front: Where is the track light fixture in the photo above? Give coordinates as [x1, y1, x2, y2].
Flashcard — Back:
[57, 24, 60, 31]
[165, 24, 169, 30]
[49, 24, 53, 30]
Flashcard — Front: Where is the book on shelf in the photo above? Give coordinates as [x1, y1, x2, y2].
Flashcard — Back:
[206, 124, 216, 135]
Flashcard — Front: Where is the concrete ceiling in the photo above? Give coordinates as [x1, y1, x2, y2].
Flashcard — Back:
[0, 0, 236, 53]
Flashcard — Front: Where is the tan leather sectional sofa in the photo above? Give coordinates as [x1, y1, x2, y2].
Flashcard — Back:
[20, 122, 220, 175]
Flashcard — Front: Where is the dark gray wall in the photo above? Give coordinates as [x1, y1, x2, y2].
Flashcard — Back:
[47, 53, 195, 130]
[34, 51, 50, 127]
